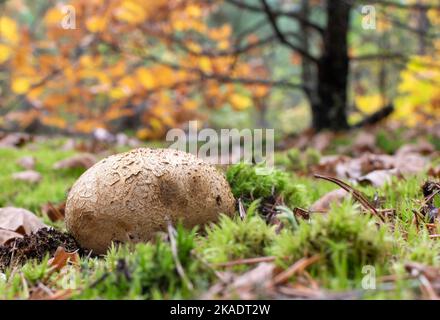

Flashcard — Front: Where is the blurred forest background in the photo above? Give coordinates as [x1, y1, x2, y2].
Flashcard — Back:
[0, 0, 439, 140]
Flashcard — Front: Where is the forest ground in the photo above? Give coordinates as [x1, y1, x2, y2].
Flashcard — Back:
[0, 125, 439, 299]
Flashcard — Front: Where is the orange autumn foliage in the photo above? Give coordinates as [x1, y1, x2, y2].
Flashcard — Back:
[0, 0, 268, 138]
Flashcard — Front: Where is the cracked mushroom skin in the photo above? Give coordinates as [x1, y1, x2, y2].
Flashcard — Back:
[65, 148, 235, 254]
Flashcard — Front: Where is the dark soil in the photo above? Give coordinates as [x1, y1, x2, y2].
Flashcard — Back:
[0, 228, 88, 271]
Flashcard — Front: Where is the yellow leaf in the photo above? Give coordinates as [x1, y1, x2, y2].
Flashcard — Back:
[86, 16, 107, 33]
[11, 77, 31, 94]
[110, 87, 127, 99]
[136, 68, 155, 89]
[0, 44, 12, 64]
[136, 128, 150, 140]
[229, 93, 252, 110]
[44, 8, 64, 25]
[199, 57, 212, 73]
[115, 1, 146, 24]
[185, 4, 202, 17]
[0, 17, 19, 45]
[41, 116, 67, 129]
[75, 120, 103, 133]
[355, 94, 383, 114]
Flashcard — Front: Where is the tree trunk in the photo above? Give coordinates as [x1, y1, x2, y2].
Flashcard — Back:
[310, 0, 351, 131]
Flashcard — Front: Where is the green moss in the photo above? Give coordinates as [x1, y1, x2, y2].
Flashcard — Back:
[268, 200, 392, 285]
[226, 162, 309, 208]
[76, 224, 210, 299]
[0, 137, 439, 299]
[196, 213, 275, 269]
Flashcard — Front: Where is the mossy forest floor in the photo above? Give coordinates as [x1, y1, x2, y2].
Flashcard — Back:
[0, 126, 440, 300]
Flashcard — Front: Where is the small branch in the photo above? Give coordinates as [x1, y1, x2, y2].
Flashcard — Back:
[212, 256, 276, 268]
[352, 104, 394, 128]
[139, 53, 307, 90]
[167, 224, 194, 291]
[272, 255, 321, 286]
[314, 174, 385, 222]
[351, 53, 406, 61]
[362, 0, 440, 10]
[261, 0, 318, 63]
[169, 32, 301, 57]
[224, 0, 324, 34]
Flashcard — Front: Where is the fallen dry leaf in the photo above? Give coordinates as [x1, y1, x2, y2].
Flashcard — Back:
[352, 131, 378, 154]
[12, 170, 42, 184]
[0, 228, 23, 245]
[310, 131, 334, 152]
[357, 169, 394, 187]
[0, 207, 47, 236]
[0, 133, 32, 148]
[16, 156, 36, 170]
[231, 262, 275, 290]
[327, 152, 427, 187]
[310, 189, 348, 212]
[428, 166, 440, 178]
[29, 282, 73, 300]
[202, 263, 275, 299]
[396, 141, 435, 156]
[53, 153, 97, 170]
[48, 246, 79, 272]
[312, 155, 351, 177]
[41, 202, 65, 222]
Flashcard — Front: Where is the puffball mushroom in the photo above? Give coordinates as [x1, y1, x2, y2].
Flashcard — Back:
[65, 148, 236, 254]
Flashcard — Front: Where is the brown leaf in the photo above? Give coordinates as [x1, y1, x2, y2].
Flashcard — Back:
[48, 246, 79, 272]
[229, 262, 275, 299]
[0, 133, 32, 148]
[428, 166, 440, 179]
[357, 169, 394, 187]
[53, 153, 97, 170]
[312, 155, 351, 177]
[396, 141, 435, 156]
[203, 263, 275, 299]
[29, 282, 74, 300]
[12, 170, 42, 184]
[0, 229, 23, 245]
[352, 131, 378, 154]
[16, 156, 36, 170]
[29, 287, 73, 300]
[0, 207, 47, 236]
[394, 153, 427, 175]
[310, 189, 348, 212]
[310, 131, 334, 152]
[41, 202, 65, 222]
[332, 152, 426, 184]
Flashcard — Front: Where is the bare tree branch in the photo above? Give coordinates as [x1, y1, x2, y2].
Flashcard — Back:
[139, 53, 307, 90]
[166, 32, 301, 57]
[260, 0, 318, 63]
[351, 52, 406, 61]
[361, 0, 440, 10]
[224, 0, 324, 34]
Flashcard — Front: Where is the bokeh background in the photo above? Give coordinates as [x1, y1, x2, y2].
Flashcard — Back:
[0, 0, 439, 140]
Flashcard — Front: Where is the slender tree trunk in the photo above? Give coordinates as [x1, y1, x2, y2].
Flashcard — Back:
[416, 0, 430, 55]
[311, 0, 351, 131]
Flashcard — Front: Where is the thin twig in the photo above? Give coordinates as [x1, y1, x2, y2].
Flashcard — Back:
[167, 223, 194, 291]
[212, 256, 276, 268]
[314, 174, 385, 222]
[272, 254, 321, 286]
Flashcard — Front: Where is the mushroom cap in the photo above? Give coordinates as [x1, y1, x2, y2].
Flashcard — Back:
[65, 148, 235, 254]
